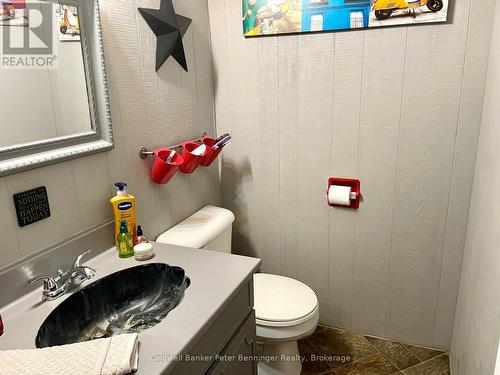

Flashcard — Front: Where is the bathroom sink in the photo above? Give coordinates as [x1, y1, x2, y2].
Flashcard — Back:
[35, 263, 190, 348]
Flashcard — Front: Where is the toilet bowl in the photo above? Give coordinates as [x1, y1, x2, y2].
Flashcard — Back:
[254, 273, 319, 375]
[156, 205, 319, 375]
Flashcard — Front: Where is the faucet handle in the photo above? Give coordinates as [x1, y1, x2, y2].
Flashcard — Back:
[80, 265, 96, 279]
[73, 249, 92, 268]
[70, 266, 95, 284]
[28, 275, 57, 290]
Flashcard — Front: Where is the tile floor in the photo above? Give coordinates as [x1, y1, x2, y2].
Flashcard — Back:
[299, 325, 450, 375]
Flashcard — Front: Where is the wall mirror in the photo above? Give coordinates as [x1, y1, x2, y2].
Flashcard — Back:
[0, 0, 112, 176]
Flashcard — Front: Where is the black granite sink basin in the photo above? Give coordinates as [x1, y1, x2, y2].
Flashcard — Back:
[35, 263, 190, 348]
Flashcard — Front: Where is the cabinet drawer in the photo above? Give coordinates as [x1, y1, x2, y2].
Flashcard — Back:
[170, 279, 254, 375]
[207, 310, 257, 375]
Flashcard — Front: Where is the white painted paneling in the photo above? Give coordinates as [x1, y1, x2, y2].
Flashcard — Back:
[219, 0, 263, 259]
[0, 0, 218, 269]
[451, 3, 500, 372]
[188, 0, 220, 213]
[386, 0, 471, 344]
[72, 153, 112, 228]
[258, 35, 281, 274]
[296, 33, 335, 322]
[157, 58, 193, 228]
[328, 31, 364, 329]
[207, 0, 230, 134]
[105, 0, 159, 237]
[352, 29, 407, 338]
[277, 35, 299, 279]
[208, 0, 494, 349]
[5, 161, 82, 258]
[434, 0, 496, 349]
[0, 178, 21, 268]
[190, 0, 215, 129]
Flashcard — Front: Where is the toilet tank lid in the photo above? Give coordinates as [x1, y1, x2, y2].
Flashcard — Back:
[156, 205, 235, 249]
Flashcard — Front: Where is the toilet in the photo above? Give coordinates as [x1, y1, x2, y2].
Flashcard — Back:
[156, 205, 319, 375]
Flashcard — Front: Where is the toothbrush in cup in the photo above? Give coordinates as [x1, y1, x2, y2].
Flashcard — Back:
[165, 150, 176, 163]
[213, 134, 231, 150]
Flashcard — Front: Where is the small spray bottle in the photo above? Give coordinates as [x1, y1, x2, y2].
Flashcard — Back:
[134, 225, 149, 245]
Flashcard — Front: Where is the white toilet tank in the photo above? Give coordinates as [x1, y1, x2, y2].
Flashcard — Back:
[156, 205, 235, 253]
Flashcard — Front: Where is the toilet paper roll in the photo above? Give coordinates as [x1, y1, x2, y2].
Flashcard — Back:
[328, 185, 352, 206]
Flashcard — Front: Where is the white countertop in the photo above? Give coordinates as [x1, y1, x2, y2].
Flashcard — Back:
[0, 242, 261, 374]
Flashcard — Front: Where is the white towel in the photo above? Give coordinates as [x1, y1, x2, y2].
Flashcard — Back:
[0, 333, 139, 375]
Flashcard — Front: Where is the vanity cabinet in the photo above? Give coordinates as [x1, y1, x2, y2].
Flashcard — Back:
[0, 237, 261, 375]
[170, 278, 257, 375]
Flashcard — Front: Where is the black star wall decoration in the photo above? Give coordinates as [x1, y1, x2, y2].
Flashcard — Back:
[138, 0, 192, 72]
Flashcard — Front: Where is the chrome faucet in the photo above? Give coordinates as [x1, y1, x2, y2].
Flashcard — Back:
[28, 250, 96, 301]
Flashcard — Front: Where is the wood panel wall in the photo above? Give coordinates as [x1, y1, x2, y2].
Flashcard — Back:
[451, 5, 500, 373]
[0, 0, 220, 269]
[208, 0, 495, 349]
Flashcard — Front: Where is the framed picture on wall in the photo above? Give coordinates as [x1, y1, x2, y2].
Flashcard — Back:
[55, 4, 80, 41]
[243, 0, 448, 36]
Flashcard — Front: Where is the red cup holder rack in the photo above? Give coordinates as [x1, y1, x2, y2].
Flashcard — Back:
[139, 133, 229, 184]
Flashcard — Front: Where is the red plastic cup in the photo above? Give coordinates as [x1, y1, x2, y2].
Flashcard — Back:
[151, 148, 183, 184]
[180, 142, 204, 174]
[199, 136, 222, 167]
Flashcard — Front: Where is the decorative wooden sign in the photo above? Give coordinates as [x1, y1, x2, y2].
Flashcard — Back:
[13, 187, 51, 227]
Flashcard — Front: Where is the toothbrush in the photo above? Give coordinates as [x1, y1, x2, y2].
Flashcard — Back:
[215, 133, 229, 141]
[213, 133, 229, 146]
[166, 150, 176, 163]
[213, 134, 232, 149]
[215, 138, 231, 149]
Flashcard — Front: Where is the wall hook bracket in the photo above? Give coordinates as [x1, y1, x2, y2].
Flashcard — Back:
[139, 147, 154, 159]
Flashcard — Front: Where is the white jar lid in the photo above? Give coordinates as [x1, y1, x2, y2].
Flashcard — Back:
[134, 242, 153, 257]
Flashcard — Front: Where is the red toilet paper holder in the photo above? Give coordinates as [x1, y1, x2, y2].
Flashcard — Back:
[327, 177, 361, 209]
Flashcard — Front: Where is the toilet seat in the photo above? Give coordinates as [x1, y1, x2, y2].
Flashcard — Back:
[256, 304, 319, 327]
[256, 306, 319, 343]
[253, 273, 319, 328]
